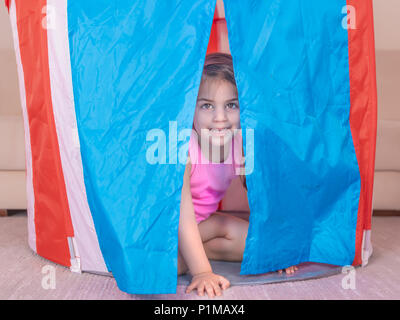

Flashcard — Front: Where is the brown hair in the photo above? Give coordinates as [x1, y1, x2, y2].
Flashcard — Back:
[202, 53, 237, 90]
[201, 53, 247, 191]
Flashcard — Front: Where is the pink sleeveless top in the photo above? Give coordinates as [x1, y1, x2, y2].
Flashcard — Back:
[188, 131, 243, 223]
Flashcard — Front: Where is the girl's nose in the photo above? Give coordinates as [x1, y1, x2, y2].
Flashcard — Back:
[213, 106, 228, 122]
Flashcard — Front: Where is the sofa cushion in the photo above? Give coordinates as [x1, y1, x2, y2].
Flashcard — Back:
[373, 171, 400, 211]
[0, 170, 26, 209]
[376, 51, 400, 121]
[0, 116, 25, 170]
[375, 120, 400, 171]
[0, 49, 22, 117]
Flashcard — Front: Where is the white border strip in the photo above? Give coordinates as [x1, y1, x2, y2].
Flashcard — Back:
[46, 0, 107, 273]
[9, 0, 36, 253]
[361, 229, 373, 267]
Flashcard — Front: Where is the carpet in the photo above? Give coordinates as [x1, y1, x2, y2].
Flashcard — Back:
[1, 212, 400, 299]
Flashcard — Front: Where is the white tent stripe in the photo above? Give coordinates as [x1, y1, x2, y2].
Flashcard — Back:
[9, 0, 36, 253]
[46, 0, 107, 273]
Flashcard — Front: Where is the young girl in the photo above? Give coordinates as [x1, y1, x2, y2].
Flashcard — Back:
[178, 53, 297, 298]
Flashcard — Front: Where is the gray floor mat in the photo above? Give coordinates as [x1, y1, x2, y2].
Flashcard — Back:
[178, 261, 344, 286]
[87, 261, 344, 287]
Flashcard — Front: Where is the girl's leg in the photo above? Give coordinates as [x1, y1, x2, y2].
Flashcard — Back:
[177, 211, 249, 275]
[197, 212, 249, 261]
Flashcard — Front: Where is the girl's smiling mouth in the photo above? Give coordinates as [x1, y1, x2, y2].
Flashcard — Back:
[209, 127, 232, 136]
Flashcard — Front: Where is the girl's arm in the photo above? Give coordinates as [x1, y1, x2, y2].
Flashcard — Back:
[178, 158, 212, 275]
[179, 157, 230, 297]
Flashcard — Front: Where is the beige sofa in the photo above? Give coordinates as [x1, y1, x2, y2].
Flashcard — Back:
[373, 51, 400, 212]
[0, 6, 26, 214]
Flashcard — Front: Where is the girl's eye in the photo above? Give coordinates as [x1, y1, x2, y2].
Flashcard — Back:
[200, 103, 214, 110]
[226, 103, 239, 110]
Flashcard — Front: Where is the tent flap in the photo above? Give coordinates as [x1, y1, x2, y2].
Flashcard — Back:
[223, 0, 361, 274]
[67, 0, 217, 294]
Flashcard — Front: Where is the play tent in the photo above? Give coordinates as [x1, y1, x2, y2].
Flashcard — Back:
[5, 0, 377, 294]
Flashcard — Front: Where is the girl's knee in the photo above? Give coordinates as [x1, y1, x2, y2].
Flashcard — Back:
[202, 214, 249, 261]
[221, 217, 249, 260]
[214, 213, 249, 242]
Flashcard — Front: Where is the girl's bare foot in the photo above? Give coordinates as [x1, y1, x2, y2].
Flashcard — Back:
[278, 265, 299, 275]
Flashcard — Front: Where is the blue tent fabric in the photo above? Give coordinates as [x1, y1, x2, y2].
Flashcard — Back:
[224, 0, 360, 274]
[67, 0, 360, 294]
[68, 0, 217, 294]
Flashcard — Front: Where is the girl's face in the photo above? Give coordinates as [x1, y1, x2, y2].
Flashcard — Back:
[193, 78, 240, 148]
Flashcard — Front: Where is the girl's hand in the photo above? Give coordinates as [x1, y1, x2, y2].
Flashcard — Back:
[278, 265, 299, 275]
[186, 272, 230, 298]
